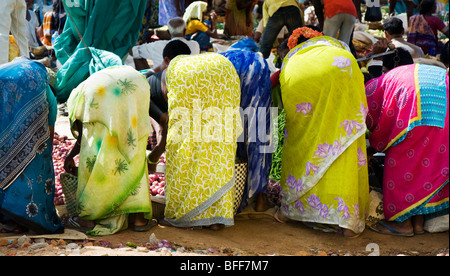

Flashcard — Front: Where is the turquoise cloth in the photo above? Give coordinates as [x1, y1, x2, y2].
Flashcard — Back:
[0, 57, 64, 234]
[54, 48, 124, 103]
[53, 0, 147, 103]
[394, 0, 420, 14]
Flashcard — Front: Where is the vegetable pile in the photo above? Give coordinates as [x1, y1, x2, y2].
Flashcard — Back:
[52, 133, 77, 206]
[149, 156, 166, 197]
[52, 133, 167, 205]
[267, 179, 282, 207]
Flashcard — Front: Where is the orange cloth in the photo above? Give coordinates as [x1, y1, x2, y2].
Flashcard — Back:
[41, 11, 53, 46]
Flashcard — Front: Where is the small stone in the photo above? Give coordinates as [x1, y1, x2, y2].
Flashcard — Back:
[58, 239, 66, 246]
[66, 243, 80, 250]
[18, 235, 31, 247]
[6, 250, 17, 256]
[34, 238, 46, 244]
[317, 251, 327, 256]
[21, 242, 32, 248]
[136, 246, 149, 252]
[0, 239, 11, 246]
[295, 251, 309, 256]
[29, 242, 48, 250]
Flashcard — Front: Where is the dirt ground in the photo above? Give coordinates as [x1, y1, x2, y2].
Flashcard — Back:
[100, 208, 449, 256]
[1, 204, 448, 256]
[1, 116, 447, 257]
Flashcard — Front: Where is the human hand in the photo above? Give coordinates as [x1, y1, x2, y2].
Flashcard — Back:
[372, 38, 389, 55]
[210, 11, 217, 21]
[64, 156, 78, 176]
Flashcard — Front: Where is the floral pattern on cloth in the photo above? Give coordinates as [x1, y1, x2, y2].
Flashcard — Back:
[0, 58, 64, 234]
[164, 53, 243, 228]
[365, 64, 449, 222]
[67, 65, 152, 235]
[279, 36, 369, 233]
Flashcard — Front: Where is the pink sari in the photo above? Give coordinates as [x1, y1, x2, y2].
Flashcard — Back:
[365, 64, 449, 222]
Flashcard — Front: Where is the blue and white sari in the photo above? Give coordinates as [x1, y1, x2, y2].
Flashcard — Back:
[0, 58, 64, 234]
[221, 50, 274, 213]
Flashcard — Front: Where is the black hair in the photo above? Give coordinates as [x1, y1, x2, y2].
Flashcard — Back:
[382, 47, 414, 71]
[275, 39, 290, 68]
[440, 41, 449, 66]
[363, 72, 374, 84]
[162, 40, 191, 60]
[293, 25, 324, 47]
[419, 0, 436, 14]
[383, 17, 404, 35]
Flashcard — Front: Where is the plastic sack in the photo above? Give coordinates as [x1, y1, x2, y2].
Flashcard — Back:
[424, 214, 449, 233]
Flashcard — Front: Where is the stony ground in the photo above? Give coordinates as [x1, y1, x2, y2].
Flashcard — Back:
[1, 205, 448, 257]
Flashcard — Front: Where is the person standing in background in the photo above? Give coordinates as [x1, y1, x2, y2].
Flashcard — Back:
[0, 0, 29, 65]
[259, 0, 303, 59]
[224, 0, 258, 37]
[25, 0, 42, 49]
[159, 0, 185, 26]
[41, 0, 66, 47]
[390, 0, 422, 20]
[321, 0, 358, 46]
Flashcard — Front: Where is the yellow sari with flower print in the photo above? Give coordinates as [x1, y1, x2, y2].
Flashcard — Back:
[279, 36, 369, 233]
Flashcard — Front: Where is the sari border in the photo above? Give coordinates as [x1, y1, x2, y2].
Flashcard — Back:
[390, 179, 449, 222]
[285, 127, 367, 205]
[384, 64, 422, 151]
[166, 173, 236, 228]
[0, 95, 50, 190]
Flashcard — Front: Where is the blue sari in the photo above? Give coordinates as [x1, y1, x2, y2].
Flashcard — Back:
[221, 50, 273, 213]
[0, 58, 64, 234]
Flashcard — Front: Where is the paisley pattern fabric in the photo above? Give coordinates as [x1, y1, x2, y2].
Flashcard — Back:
[68, 65, 152, 235]
[0, 58, 64, 234]
[279, 37, 369, 234]
[164, 53, 243, 228]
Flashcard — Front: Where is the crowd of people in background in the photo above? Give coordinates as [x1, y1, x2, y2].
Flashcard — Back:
[0, 0, 448, 241]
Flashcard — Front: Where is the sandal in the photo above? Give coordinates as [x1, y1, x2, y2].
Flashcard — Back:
[369, 220, 414, 237]
[67, 217, 95, 233]
[132, 219, 158, 232]
[0, 223, 27, 234]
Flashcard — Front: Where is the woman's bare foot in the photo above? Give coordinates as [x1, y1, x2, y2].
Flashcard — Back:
[209, 224, 225, 231]
[132, 213, 148, 227]
[255, 193, 273, 212]
[274, 208, 290, 223]
[412, 215, 424, 234]
[67, 216, 95, 232]
[342, 228, 360, 238]
[369, 219, 414, 237]
[158, 218, 173, 227]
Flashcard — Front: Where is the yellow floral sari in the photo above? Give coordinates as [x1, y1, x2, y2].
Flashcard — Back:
[279, 37, 369, 234]
[164, 53, 243, 228]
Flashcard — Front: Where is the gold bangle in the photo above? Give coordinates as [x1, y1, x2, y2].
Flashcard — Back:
[147, 154, 159, 165]
[148, 160, 159, 165]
